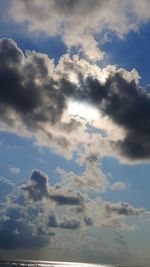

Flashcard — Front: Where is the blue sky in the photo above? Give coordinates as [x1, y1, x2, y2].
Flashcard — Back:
[0, 1, 150, 266]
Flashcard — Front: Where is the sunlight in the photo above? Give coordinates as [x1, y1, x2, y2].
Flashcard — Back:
[68, 100, 99, 121]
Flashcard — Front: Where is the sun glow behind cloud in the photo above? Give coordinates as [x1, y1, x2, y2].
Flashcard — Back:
[68, 100, 99, 121]
[0, 0, 150, 265]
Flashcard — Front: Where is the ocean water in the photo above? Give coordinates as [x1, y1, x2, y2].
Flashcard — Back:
[0, 260, 142, 267]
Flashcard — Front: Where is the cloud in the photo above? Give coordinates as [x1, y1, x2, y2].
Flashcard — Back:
[59, 218, 80, 230]
[0, 169, 150, 251]
[115, 233, 127, 247]
[111, 182, 126, 191]
[22, 169, 49, 201]
[83, 197, 150, 229]
[0, 38, 150, 162]
[0, 215, 50, 250]
[0, 176, 14, 202]
[10, 0, 150, 61]
[47, 214, 58, 228]
[49, 194, 83, 206]
[22, 169, 84, 209]
[114, 233, 129, 255]
[84, 216, 93, 226]
[104, 202, 150, 217]
[0, 38, 66, 127]
[9, 167, 20, 175]
[56, 160, 108, 193]
[48, 213, 80, 230]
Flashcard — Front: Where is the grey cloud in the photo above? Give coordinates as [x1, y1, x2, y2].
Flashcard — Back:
[86, 153, 98, 163]
[115, 233, 127, 247]
[0, 38, 66, 128]
[47, 214, 58, 228]
[49, 194, 83, 206]
[53, 0, 101, 15]
[72, 72, 150, 160]
[101, 75, 150, 160]
[22, 169, 84, 208]
[59, 218, 80, 230]
[0, 220, 48, 249]
[105, 202, 150, 217]
[47, 214, 81, 230]
[84, 216, 93, 226]
[22, 169, 49, 201]
[0, 38, 150, 160]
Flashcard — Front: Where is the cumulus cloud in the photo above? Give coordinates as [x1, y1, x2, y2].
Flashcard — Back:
[0, 169, 150, 250]
[48, 214, 81, 230]
[59, 218, 80, 230]
[10, 0, 150, 61]
[56, 160, 108, 193]
[22, 169, 84, 208]
[0, 38, 150, 163]
[0, 38, 66, 126]
[104, 202, 150, 217]
[22, 169, 49, 201]
[82, 196, 150, 229]
[111, 182, 126, 191]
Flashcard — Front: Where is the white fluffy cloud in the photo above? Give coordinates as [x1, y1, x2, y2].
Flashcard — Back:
[10, 0, 150, 60]
[56, 161, 108, 193]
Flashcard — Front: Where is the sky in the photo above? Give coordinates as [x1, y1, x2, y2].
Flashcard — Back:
[0, 0, 150, 266]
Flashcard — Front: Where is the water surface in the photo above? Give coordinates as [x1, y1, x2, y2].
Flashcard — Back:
[0, 260, 142, 267]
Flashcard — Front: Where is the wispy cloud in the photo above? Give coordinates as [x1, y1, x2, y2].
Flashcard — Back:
[111, 182, 126, 191]
[9, 167, 20, 175]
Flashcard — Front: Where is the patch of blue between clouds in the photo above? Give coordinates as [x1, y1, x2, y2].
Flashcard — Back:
[0, 0, 67, 62]
[100, 23, 150, 86]
[101, 156, 150, 210]
[0, 132, 83, 185]
[85, 123, 107, 137]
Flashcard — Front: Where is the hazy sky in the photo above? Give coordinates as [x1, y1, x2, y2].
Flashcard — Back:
[0, 1, 150, 266]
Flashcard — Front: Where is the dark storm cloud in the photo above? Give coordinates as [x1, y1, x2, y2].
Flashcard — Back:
[0, 39, 39, 113]
[97, 74, 150, 160]
[0, 38, 66, 128]
[0, 38, 150, 160]
[105, 202, 150, 216]
[70, 72, 150, 160]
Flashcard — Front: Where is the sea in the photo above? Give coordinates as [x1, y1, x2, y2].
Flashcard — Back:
[0, 260, 142, 267]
